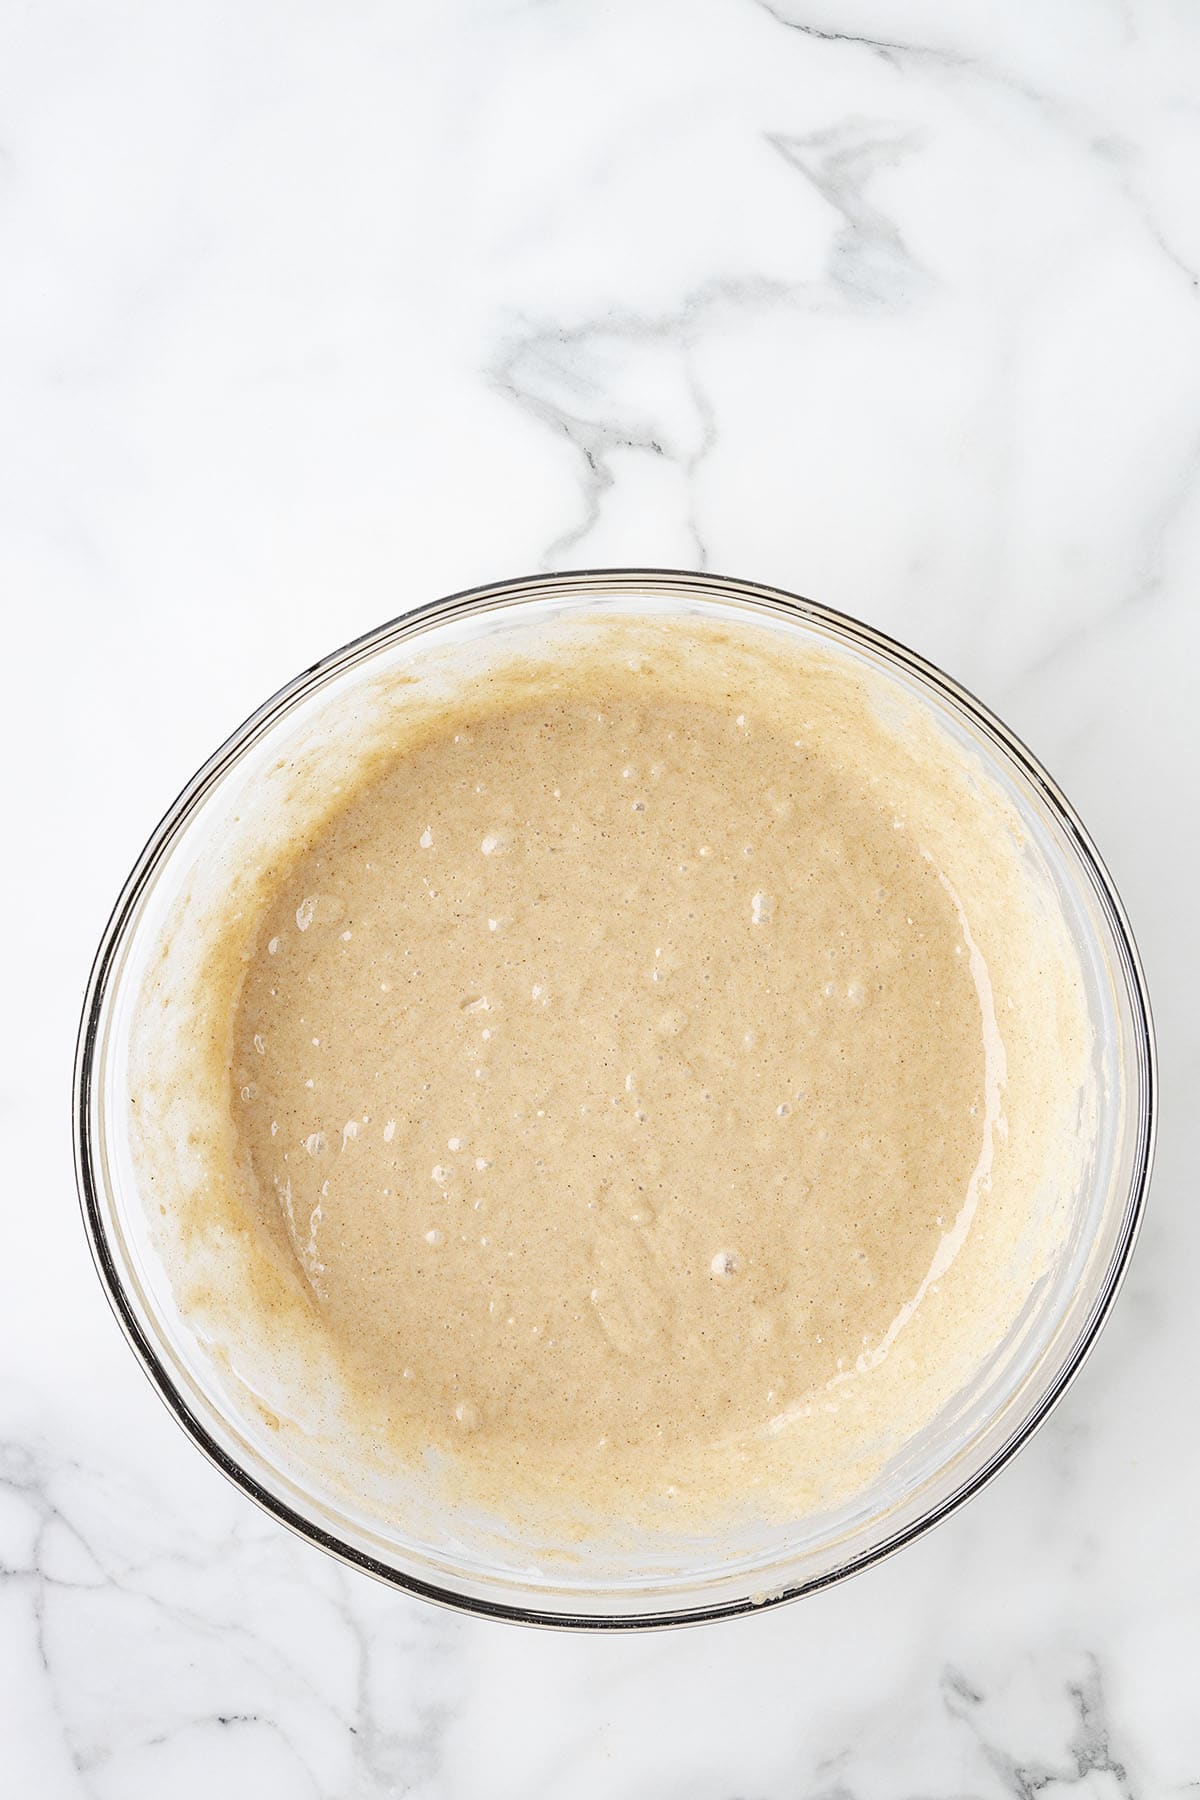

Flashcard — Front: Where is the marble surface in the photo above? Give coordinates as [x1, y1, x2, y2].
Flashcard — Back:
[2, 0, 1198, 1791]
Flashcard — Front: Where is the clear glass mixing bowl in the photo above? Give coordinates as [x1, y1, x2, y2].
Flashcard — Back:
[74, 570, 1155, 1627]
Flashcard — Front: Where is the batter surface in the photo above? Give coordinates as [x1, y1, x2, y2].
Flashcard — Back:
[135, 620, 1089, 1534]
[235, 690, 985, 1474]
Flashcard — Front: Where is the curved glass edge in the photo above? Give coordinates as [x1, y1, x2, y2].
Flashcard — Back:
[73, 567, 1158, 1631]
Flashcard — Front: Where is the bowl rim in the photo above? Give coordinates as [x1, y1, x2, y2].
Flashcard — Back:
[73, 566, 1157, 1630]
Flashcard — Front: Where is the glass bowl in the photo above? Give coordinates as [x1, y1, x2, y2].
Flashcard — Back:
[74, 569, 1155, 1628]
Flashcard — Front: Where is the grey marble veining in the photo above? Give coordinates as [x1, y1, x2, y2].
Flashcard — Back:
[2, 0, 1198, 1792]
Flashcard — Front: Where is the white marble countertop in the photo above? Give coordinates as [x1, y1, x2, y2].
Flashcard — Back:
[3, 0, 1198, 1791]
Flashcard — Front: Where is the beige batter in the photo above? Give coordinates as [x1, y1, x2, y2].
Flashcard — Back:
[134, 620, 1090, 1535]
